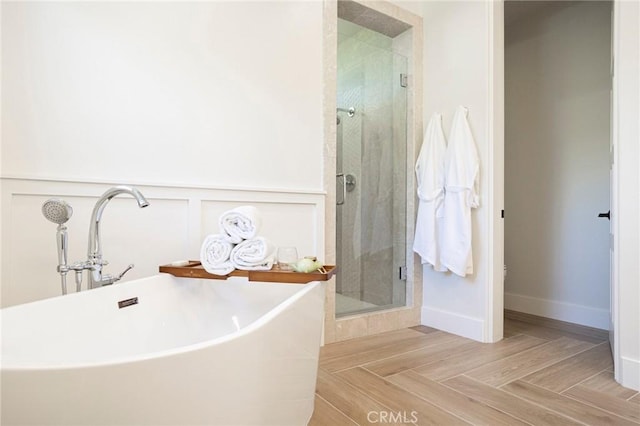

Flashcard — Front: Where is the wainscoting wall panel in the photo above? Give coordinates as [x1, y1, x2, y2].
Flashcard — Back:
[0, 178, 325, 307]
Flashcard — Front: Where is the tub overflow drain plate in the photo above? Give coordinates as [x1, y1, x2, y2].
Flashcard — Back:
[118, 297, 138, 309]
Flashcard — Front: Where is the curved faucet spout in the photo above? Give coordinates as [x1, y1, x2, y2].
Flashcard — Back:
[87, 186, 149, 288]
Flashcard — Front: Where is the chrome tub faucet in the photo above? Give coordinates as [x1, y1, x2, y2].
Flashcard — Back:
[87, 186, 149, 289]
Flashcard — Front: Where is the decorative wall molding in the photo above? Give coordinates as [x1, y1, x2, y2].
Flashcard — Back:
[1, 177, 325, 308]
[0, 174, 326, 196]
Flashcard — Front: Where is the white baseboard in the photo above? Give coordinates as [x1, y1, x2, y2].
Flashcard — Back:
[620, 356, 640, 391]
[504, 292, 609, 330]
[421, 306, 485, 342]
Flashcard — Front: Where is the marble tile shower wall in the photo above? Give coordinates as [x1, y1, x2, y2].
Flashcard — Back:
[337, 20, 407, 307]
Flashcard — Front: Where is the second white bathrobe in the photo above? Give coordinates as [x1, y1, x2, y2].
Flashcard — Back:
[440, 106, 480, 277]
[413, 113, 447, 271]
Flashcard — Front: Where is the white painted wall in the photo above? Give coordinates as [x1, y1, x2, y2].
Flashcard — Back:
[504, 1, 612, 330]
[419, 0, 503, 342]
[0, 1, 325, 306]
[1, 1, 322, 190]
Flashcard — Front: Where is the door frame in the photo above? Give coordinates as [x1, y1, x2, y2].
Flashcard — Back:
[608, 0, 639, 390]
[491, 0, 639, 389]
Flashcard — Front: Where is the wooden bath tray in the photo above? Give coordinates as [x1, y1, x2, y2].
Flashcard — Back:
[159, 261, 337, 284]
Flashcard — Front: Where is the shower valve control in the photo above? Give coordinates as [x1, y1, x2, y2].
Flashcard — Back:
[345, 174, 356, 192]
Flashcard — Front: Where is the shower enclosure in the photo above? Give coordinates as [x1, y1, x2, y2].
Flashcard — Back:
[335, 18, 408, 317]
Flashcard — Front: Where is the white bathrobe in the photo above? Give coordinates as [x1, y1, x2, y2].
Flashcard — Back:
[413, 113, 447, 271]
[440, 106, 480, 277]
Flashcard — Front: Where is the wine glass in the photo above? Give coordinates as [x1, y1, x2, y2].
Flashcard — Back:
[277, 247, 298, 271]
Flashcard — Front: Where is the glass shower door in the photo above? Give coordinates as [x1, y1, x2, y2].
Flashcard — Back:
[335, 20, 408, 317]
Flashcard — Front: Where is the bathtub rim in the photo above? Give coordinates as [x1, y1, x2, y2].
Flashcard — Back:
[1, 275, 324, 371]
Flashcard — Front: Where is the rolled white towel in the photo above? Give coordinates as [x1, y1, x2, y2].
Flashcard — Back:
[230, 237, 276, 271]
[200, 234, 235, 275]
[219, 206, 262, 244]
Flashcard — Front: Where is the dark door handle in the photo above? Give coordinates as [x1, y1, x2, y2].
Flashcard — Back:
[598, 210, 610, 220]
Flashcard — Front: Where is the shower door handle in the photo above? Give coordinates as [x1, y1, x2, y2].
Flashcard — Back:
[336, 173, 346, 205]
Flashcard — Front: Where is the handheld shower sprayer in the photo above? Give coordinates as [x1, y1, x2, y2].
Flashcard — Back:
[41, 186, 149, 295]
[42, 198, 73, 295]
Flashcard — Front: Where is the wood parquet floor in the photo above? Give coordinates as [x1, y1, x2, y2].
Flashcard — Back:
[310, 318, 639, 425]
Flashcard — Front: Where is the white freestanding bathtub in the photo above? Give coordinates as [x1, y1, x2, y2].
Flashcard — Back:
[1, 273, 325, 425]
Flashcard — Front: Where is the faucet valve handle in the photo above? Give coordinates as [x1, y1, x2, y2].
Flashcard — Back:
[117, 264, 135, 280]
[97, 264, 135, 286]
